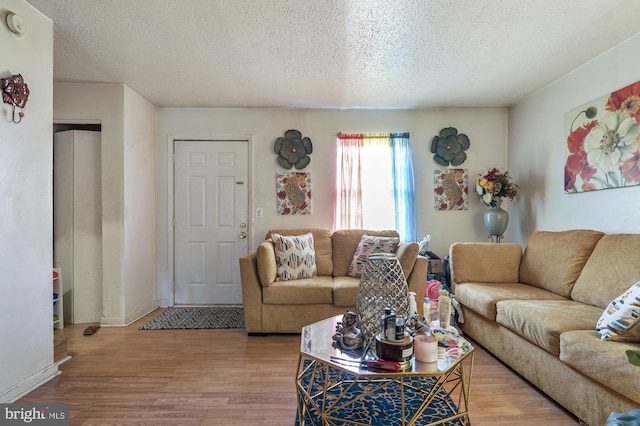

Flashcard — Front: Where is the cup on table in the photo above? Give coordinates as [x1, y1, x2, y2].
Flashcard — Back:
[414, 334, 438, 363]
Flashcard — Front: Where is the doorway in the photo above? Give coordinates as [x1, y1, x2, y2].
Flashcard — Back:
[173, 140, 249, 305]
[53, 125, 103, 324]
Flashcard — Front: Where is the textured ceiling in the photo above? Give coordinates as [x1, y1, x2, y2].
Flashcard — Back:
[24, 0, 640, 109]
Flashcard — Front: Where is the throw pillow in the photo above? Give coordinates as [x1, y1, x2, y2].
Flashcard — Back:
[418, 234, 431, 256]
[348, 235, 399, 278]
[596, 281, 640, 342]
[271, 232, 317, 281]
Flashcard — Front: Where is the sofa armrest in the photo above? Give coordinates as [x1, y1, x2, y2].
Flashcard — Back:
[256, 241, 277, 286]
[239, 252, 263, 333]
[449, 242, 522, 288]
[407, 255, 428, 316]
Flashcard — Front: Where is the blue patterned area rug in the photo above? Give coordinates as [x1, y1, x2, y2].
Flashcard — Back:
[139, 307, 245, 330]
[296, 361, 464, 426]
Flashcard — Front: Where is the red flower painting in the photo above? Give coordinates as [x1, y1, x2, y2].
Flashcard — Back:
[606, 81, 640, 122]
[564, 121, 598, 191]
[564, 80, 640, 192]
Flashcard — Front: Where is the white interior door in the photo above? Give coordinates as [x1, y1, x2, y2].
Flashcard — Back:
[174, 140, 248, 305]
[53, 130, 103, 323]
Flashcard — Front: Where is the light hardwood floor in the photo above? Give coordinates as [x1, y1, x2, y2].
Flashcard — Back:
[21, 309, 579, 425]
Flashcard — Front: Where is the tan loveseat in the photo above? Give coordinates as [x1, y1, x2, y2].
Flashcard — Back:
[449, 230, 640, 426]
[239, 228, 428, 334]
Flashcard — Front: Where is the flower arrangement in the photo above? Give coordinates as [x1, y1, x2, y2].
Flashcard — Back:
[475, 168, 519, 207]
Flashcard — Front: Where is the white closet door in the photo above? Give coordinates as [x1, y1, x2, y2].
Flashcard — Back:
[53, 130, 103, 324]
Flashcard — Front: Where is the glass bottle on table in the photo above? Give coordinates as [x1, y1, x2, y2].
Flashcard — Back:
[381, 307, 392, 339]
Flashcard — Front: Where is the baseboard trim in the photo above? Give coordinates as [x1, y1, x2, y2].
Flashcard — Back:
[100, 301, 159, 327]
[124, 302, 159, 326]
[0, 364, 60, 403]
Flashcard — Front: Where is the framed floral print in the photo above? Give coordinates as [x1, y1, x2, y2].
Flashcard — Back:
[565, 80, 640, 193]
[434, 168, 468, 210]
[276, 172, 311, 214]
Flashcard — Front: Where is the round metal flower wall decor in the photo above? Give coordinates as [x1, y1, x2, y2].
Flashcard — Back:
[274, 129, 313, 169]
[1, 73, 29, 123]
[430, 127, 470, 166]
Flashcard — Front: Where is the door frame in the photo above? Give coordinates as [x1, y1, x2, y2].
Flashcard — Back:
[166, 134, 254, 307]
[53, 119, 105, 325]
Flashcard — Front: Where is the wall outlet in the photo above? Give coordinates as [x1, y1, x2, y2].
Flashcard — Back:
[255, 207, 263, 219]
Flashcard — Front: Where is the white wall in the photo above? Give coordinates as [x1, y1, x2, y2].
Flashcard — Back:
[0, 0, 59, 401]
[54, 84, 126, 325]
[508, 32, 640, 245]
[54, 83, 157, 325]
[123, 86, 158, 323]
[156, 108, 507, 305]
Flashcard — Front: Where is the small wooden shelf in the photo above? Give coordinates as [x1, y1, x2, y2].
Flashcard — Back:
[53, 268, 63, 329]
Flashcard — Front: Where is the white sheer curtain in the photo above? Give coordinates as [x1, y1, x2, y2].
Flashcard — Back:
[334, 134, 364, 230]
[360, 134, 395, 231]
[334, 133, 415, 241]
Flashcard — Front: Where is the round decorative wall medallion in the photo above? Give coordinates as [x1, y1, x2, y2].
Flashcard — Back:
[274, 129, 313, 169]
[430, 127, 470, 166]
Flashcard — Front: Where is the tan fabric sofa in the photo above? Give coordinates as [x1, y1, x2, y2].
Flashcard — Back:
[239, 228, 428, 334]
[449, 230, 640, 426]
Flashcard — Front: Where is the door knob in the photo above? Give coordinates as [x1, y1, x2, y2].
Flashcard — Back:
[240, 231, 247, 239]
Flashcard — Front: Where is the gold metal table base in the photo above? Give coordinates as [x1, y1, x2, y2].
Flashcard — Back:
[296, 351, 474, 426]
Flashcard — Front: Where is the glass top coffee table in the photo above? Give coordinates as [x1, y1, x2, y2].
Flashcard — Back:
[295, 315, 474, 426]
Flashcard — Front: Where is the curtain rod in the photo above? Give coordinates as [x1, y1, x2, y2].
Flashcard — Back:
[336, 132, 412, 138]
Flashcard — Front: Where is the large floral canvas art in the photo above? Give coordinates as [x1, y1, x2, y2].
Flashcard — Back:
[434, 168, 468, 210]
[276, 172, 311, 214]
[565, 80, 640, 193]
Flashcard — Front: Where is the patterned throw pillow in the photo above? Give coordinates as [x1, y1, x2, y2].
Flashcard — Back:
[271, 233, 317, 281]
[348, 235, 400, 278]
[596, 281, 640, 342]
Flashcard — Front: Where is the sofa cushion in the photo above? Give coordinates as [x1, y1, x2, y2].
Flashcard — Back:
[266, 228, 333, 276]
[396, 242, 419, 280]
[271, 233, 317, 281]
[519, 230, 604, 297]
[257, 241, 277, 286]
[333, 276, 360, 307]
[348, 235, 400, 278]
[596, 281, 640, 342]
[450, 242, 522, 284]
[560, 330, 640, 404]
[262, 276, 334, 305]
[332, 229, 398, 276]
[571, 234, 640, 309]
[455, 282, 566, 320]
[496, 300, 602, 356]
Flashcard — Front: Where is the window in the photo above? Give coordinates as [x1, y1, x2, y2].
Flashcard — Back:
[334, 133, 416, 242]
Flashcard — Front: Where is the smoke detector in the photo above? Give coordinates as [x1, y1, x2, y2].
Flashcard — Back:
[4, 11, 24, 38]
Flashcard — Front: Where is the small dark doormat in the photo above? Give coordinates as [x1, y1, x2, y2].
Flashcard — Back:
[139, 307, 245, 330]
